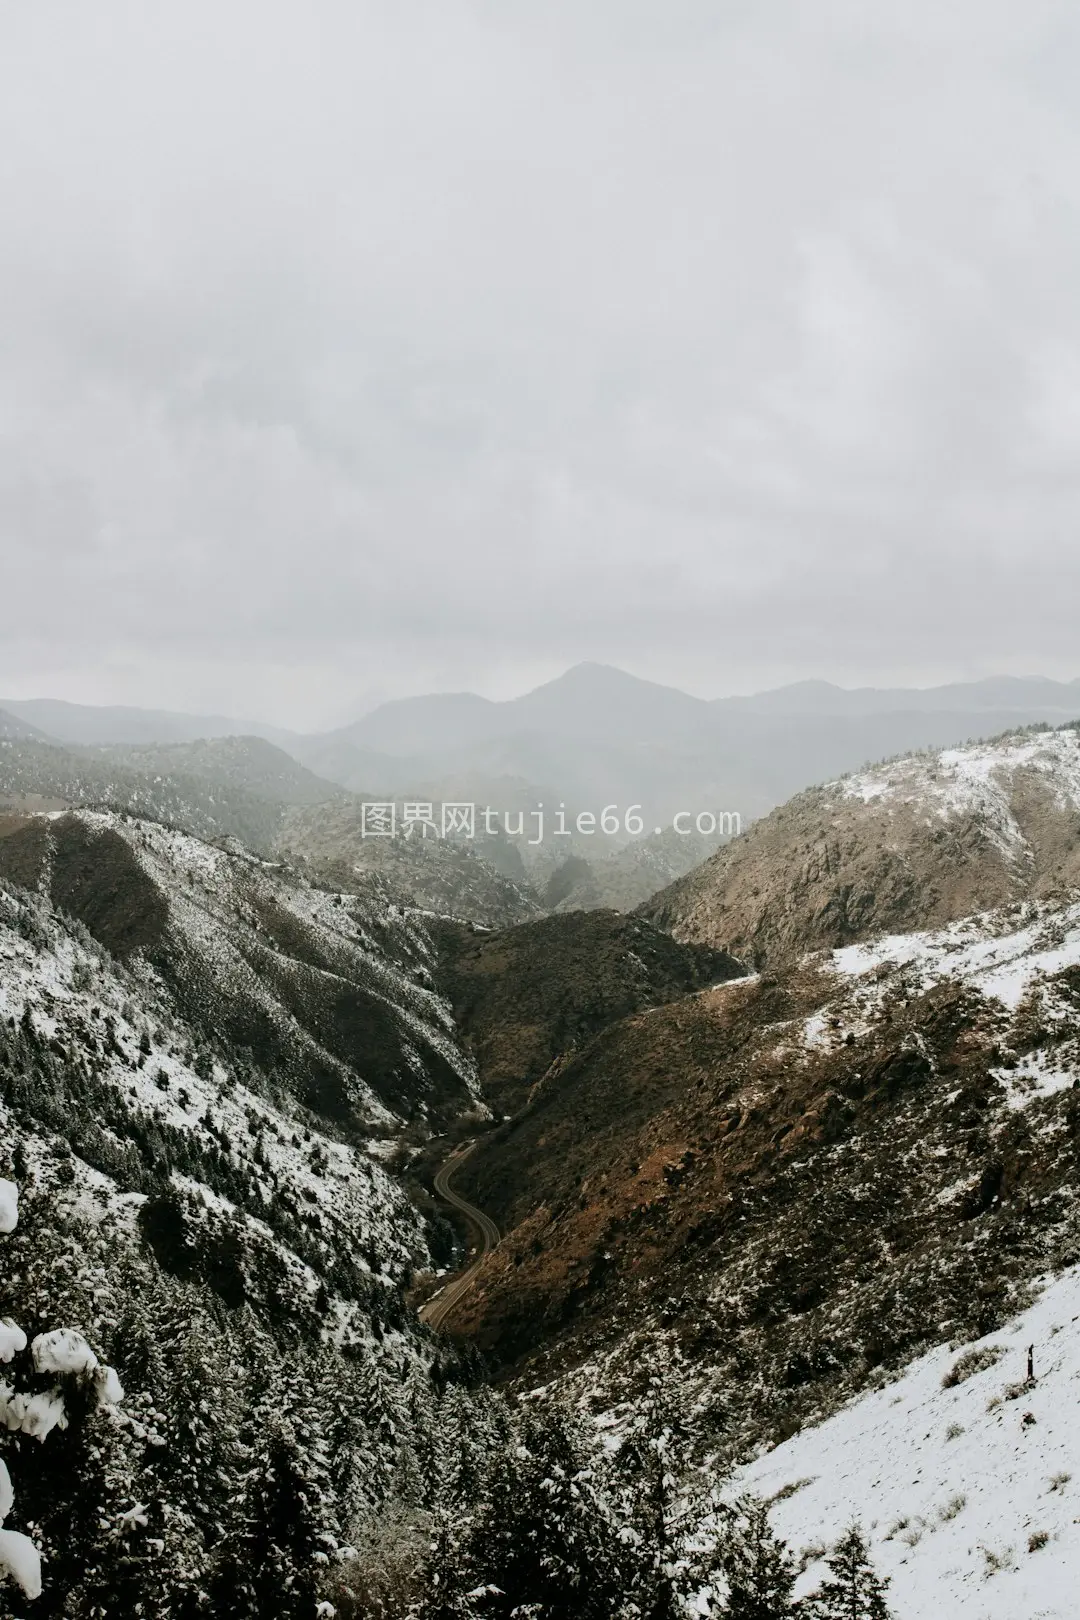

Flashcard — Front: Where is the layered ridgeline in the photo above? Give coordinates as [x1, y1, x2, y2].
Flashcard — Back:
[0, 810, 478, 1130]
[6, 726, 1080, 1616]
[0, 731, 544, 927]
[641, 724, 1080, 964]
[284, 664, 1080, 828]
[0, 733, 342, 856]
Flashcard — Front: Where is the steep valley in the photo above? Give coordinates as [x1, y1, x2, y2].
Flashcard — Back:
[4, 727, 1080, 1616]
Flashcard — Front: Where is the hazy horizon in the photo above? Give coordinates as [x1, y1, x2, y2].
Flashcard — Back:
[5, 658, 1080, 741]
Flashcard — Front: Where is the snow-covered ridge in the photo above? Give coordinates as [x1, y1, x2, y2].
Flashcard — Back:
[837, 728, 1080, 861]
[830, 896, 1080, 1007]
[101, 810, 478, 1102]
[738, 1263, 1080, 1619]
[1, 807, 481, 1127]
[804, 899, 1078, 1114]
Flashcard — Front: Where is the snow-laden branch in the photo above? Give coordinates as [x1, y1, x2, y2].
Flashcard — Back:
[0, 1175, 126, 1603]
[0, 1181, 42, 1601]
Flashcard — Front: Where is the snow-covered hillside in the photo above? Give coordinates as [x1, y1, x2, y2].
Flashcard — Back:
[0, 822, 503, 1615]
[840, 726, 1080, 862]
[494, 877, 1080, 1617]
[641, 722, 1080, 963]
[739, 1264, 1080, 1618]
[817, 893, 1080, 1114]
[0, 877, 427, 1301]
[0, 808, 481, 1129]
[724, 897, 1080, 1614]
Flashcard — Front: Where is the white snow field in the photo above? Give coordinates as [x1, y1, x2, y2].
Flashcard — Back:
[738, 1263, 1080, 1618]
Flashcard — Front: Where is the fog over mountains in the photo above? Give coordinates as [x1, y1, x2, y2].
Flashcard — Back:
[6, 663, 1080, 829]
[0, 697, 296, 750]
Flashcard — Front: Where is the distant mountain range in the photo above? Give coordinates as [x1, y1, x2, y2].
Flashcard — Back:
[6, 664, 1080, 833]
[0, 696, 297, 748]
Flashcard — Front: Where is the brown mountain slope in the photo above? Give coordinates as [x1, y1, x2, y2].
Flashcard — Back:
[639, 726, 1080, 966]
[444, 897, 1080, 1461]
[429, 909, 744, 1115]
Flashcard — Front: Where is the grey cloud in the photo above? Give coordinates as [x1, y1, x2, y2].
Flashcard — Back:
[2, 1, 1080, 725]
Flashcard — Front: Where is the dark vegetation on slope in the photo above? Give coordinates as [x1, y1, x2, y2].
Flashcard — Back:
[0, 739, 298, 854]
[90, 734, 343, 807]
[429, 909, 745, 1115]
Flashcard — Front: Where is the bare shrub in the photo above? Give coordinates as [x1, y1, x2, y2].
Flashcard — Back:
[942, 1344, 1003, 1388]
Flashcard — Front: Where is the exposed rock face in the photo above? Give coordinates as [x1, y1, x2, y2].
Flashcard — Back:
[639, 728, 1080, 965]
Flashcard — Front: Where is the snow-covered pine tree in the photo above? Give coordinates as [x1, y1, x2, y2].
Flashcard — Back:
[420, 1404, 630, 1620]
[205, 1420, 321, 1618]
[0, 1175, 42, 1608]
[718, 1495, 797, 1619]
[803, 1525, 893, 1620]
[612, 1367, 704, 1619]
[414, 1514, 490, 1620]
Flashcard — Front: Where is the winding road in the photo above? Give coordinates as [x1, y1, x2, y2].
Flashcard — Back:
[419, 1140, 500, 1331]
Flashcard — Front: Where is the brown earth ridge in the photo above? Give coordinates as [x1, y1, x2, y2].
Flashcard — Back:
[639, 726, 1080, 965]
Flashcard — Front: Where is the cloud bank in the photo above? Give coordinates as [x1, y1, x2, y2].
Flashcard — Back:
[3, 1, 1080, 724]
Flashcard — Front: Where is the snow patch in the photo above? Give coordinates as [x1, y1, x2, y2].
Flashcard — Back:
[736, 1265, 1080, 1619]
[32, 1327, 99, 1378]
[0, 1321, 26, 1364]
[0, 1179, 17, 1234]
[0, 1528, 42, 1602]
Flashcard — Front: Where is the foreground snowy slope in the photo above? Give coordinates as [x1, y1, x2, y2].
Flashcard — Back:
[0, 818, 508, 1615]
[738, 1264, 1080, 1618]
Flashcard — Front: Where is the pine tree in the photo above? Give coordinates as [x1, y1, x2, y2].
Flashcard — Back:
[803, 1525, 893, 1620]
[208, 1429, 320, 1618]
[438, 1405, 629, 1619]
[614, 1370, 699, 1620]
[416, 1515, 489, 1620]
[719, 1496, 797, 1620]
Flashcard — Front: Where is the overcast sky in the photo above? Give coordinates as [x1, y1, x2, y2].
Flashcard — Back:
[3, 1, 1080, 727]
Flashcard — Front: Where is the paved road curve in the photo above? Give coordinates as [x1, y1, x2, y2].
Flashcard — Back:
[419, 1140, 500, 1332]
